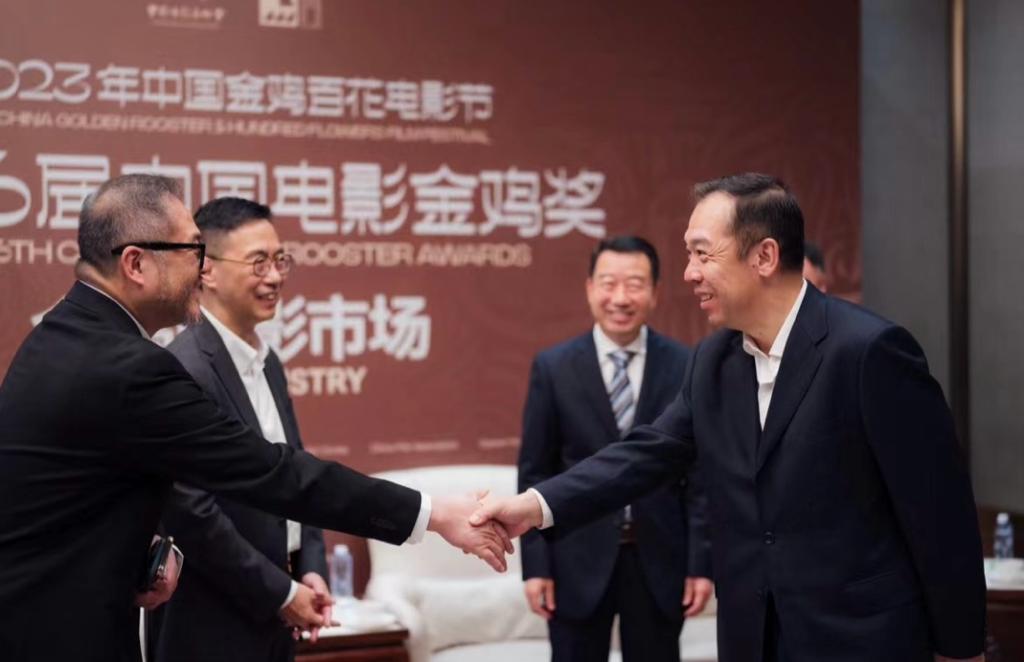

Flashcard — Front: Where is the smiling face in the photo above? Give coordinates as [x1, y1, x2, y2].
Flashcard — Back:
[585, 250, 658, 346]
[683, 191, 763, 330]
[201, 219, 285, 341]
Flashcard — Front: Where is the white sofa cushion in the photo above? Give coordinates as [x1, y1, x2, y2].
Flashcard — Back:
[369, 465, 524, 581]
[412, 575, 546, 651]
[365, 465, 718, 661]
[432, 639, 551, 662]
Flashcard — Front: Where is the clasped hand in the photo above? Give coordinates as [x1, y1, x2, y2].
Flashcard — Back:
[280, 573, 338, 642]
[429, 491, 515, 572]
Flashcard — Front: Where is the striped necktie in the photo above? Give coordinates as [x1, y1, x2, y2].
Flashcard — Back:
[609, 349, 636, 434]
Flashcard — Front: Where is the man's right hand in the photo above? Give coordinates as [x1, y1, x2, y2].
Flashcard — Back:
[428, 492, 514, 572]
[524, 578, 556, 619]
[280, 583, 329, 637]
[470, 491, 544, 539]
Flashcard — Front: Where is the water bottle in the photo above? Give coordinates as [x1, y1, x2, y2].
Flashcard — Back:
[995, 512, 1015, 559]
[330, 543, 354, 598]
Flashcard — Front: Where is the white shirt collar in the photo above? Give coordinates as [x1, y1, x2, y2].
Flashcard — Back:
[593, 324, 647, 358]
[77, 280, 151, 340]
[201, 306, 269, 378]
[742, 280, 808, 361]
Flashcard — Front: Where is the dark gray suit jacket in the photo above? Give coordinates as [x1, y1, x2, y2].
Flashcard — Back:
[153, 317, 329, 662]
[518, 329, 711, 621]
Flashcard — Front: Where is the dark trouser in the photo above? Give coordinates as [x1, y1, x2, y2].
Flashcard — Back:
[763, 594, 789, 662]
[548, 545, 682, 662]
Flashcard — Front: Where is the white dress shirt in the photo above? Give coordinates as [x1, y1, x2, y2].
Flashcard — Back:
[204, 309, 302, 552]
[532, 284, 809, 529]
[740, 280, 808, 429]
[593, 324, 647, 408]
[203, 309, 304, 607]
[531, 325, 650, 530]
[204, 309, 431, 608]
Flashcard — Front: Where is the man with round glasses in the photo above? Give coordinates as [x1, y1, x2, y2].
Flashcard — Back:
[151, 197, 326, 662]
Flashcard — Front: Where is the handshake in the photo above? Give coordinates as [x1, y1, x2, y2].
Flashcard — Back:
[427, 490, 546, 572]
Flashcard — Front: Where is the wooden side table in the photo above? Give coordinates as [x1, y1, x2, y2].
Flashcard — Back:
[987, 588, 1024, 662]
[296, 628, 410, 662]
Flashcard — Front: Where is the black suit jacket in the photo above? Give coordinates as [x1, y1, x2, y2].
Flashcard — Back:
[151, 318, 329, 662]
[0, 283, 420, 662]
[535, 286, 985, 662]
[518, 329, 711, 621]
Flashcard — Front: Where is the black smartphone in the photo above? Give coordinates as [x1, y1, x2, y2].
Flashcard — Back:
[139, 536, 174, 592]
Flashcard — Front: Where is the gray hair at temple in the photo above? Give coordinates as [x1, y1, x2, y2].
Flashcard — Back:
[77, 174, 184, 274]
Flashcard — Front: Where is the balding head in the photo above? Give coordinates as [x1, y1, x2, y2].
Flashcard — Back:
[78, 174, 183, 274]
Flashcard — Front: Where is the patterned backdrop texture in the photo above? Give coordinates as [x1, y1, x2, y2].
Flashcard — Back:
[0, 0, 860, 471]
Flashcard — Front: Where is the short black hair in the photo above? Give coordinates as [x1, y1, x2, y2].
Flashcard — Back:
[693, 173, 804, 272]
[588, 236, 660, 284]
[78, 174, 183, 274]
[193, 197, 272, 237]
[804, 240, 825, 270]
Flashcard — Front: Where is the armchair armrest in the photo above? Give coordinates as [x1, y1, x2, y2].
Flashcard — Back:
[365, 573, 429, 662]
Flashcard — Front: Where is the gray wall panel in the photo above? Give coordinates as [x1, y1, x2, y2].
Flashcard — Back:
[861, 0, 951, 394]
[968, 0, 1024, 511]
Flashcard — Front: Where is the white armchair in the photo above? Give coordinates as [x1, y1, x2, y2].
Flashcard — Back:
[365, 464, 717, 662]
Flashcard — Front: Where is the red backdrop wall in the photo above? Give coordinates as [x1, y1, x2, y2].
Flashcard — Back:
[0, 0, 860, 472]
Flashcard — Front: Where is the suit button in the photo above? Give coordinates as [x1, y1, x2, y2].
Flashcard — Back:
[763, 531, 775, 545]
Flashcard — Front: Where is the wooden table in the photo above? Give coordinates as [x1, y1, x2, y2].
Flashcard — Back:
[987, 588, 1024, 662]
[295, 628, 409, 662]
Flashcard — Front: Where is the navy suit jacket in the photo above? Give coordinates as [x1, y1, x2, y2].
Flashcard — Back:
[518, 329, 711, 621]
[153, 318, 329, 662]
[0, 283, 420, 662]
[535, 286, 985, 662]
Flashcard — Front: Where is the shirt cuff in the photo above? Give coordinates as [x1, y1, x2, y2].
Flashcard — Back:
[528, 488, 554, 529]
[405, 491, 431, 544]
[279, 580, 300, 611]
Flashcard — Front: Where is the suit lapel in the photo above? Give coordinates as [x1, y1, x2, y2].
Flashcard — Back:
[264, 353, 301, 449]
[633, 331, 663, 425]
[195, 319, 262, 434]
[755, 287, 828, 474]
[570, 334, 621, 441]
[722, 334, 761, 474]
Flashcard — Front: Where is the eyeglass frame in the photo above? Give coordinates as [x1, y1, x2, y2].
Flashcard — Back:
[111, 241, 207, 271]
[205, 252, 295, 278]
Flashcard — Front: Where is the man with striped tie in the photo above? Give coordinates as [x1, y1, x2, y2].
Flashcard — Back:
[517, 236, 713, 662]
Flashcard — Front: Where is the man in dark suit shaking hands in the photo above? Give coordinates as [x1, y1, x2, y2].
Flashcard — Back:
[518, 236, 712, 662]
[0, 175, 511, 662]
[474, 174, 986, 662]
[151, 197, 332, 662]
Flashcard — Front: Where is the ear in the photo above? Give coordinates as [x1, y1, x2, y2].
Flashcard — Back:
[200, 263, 217, 290]
[119, 247, 147, 288]
[649, 281, 660, 311]
[752, 238, 781, 277]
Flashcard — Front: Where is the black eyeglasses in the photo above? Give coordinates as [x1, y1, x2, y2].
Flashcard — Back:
[206, 253, 294, 278]
[111, 241, 206, 271]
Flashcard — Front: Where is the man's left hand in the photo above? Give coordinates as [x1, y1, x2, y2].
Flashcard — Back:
[134, 546, 180, 610]
[682, 576, 713, 617]
[301, 572, 337, 643]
